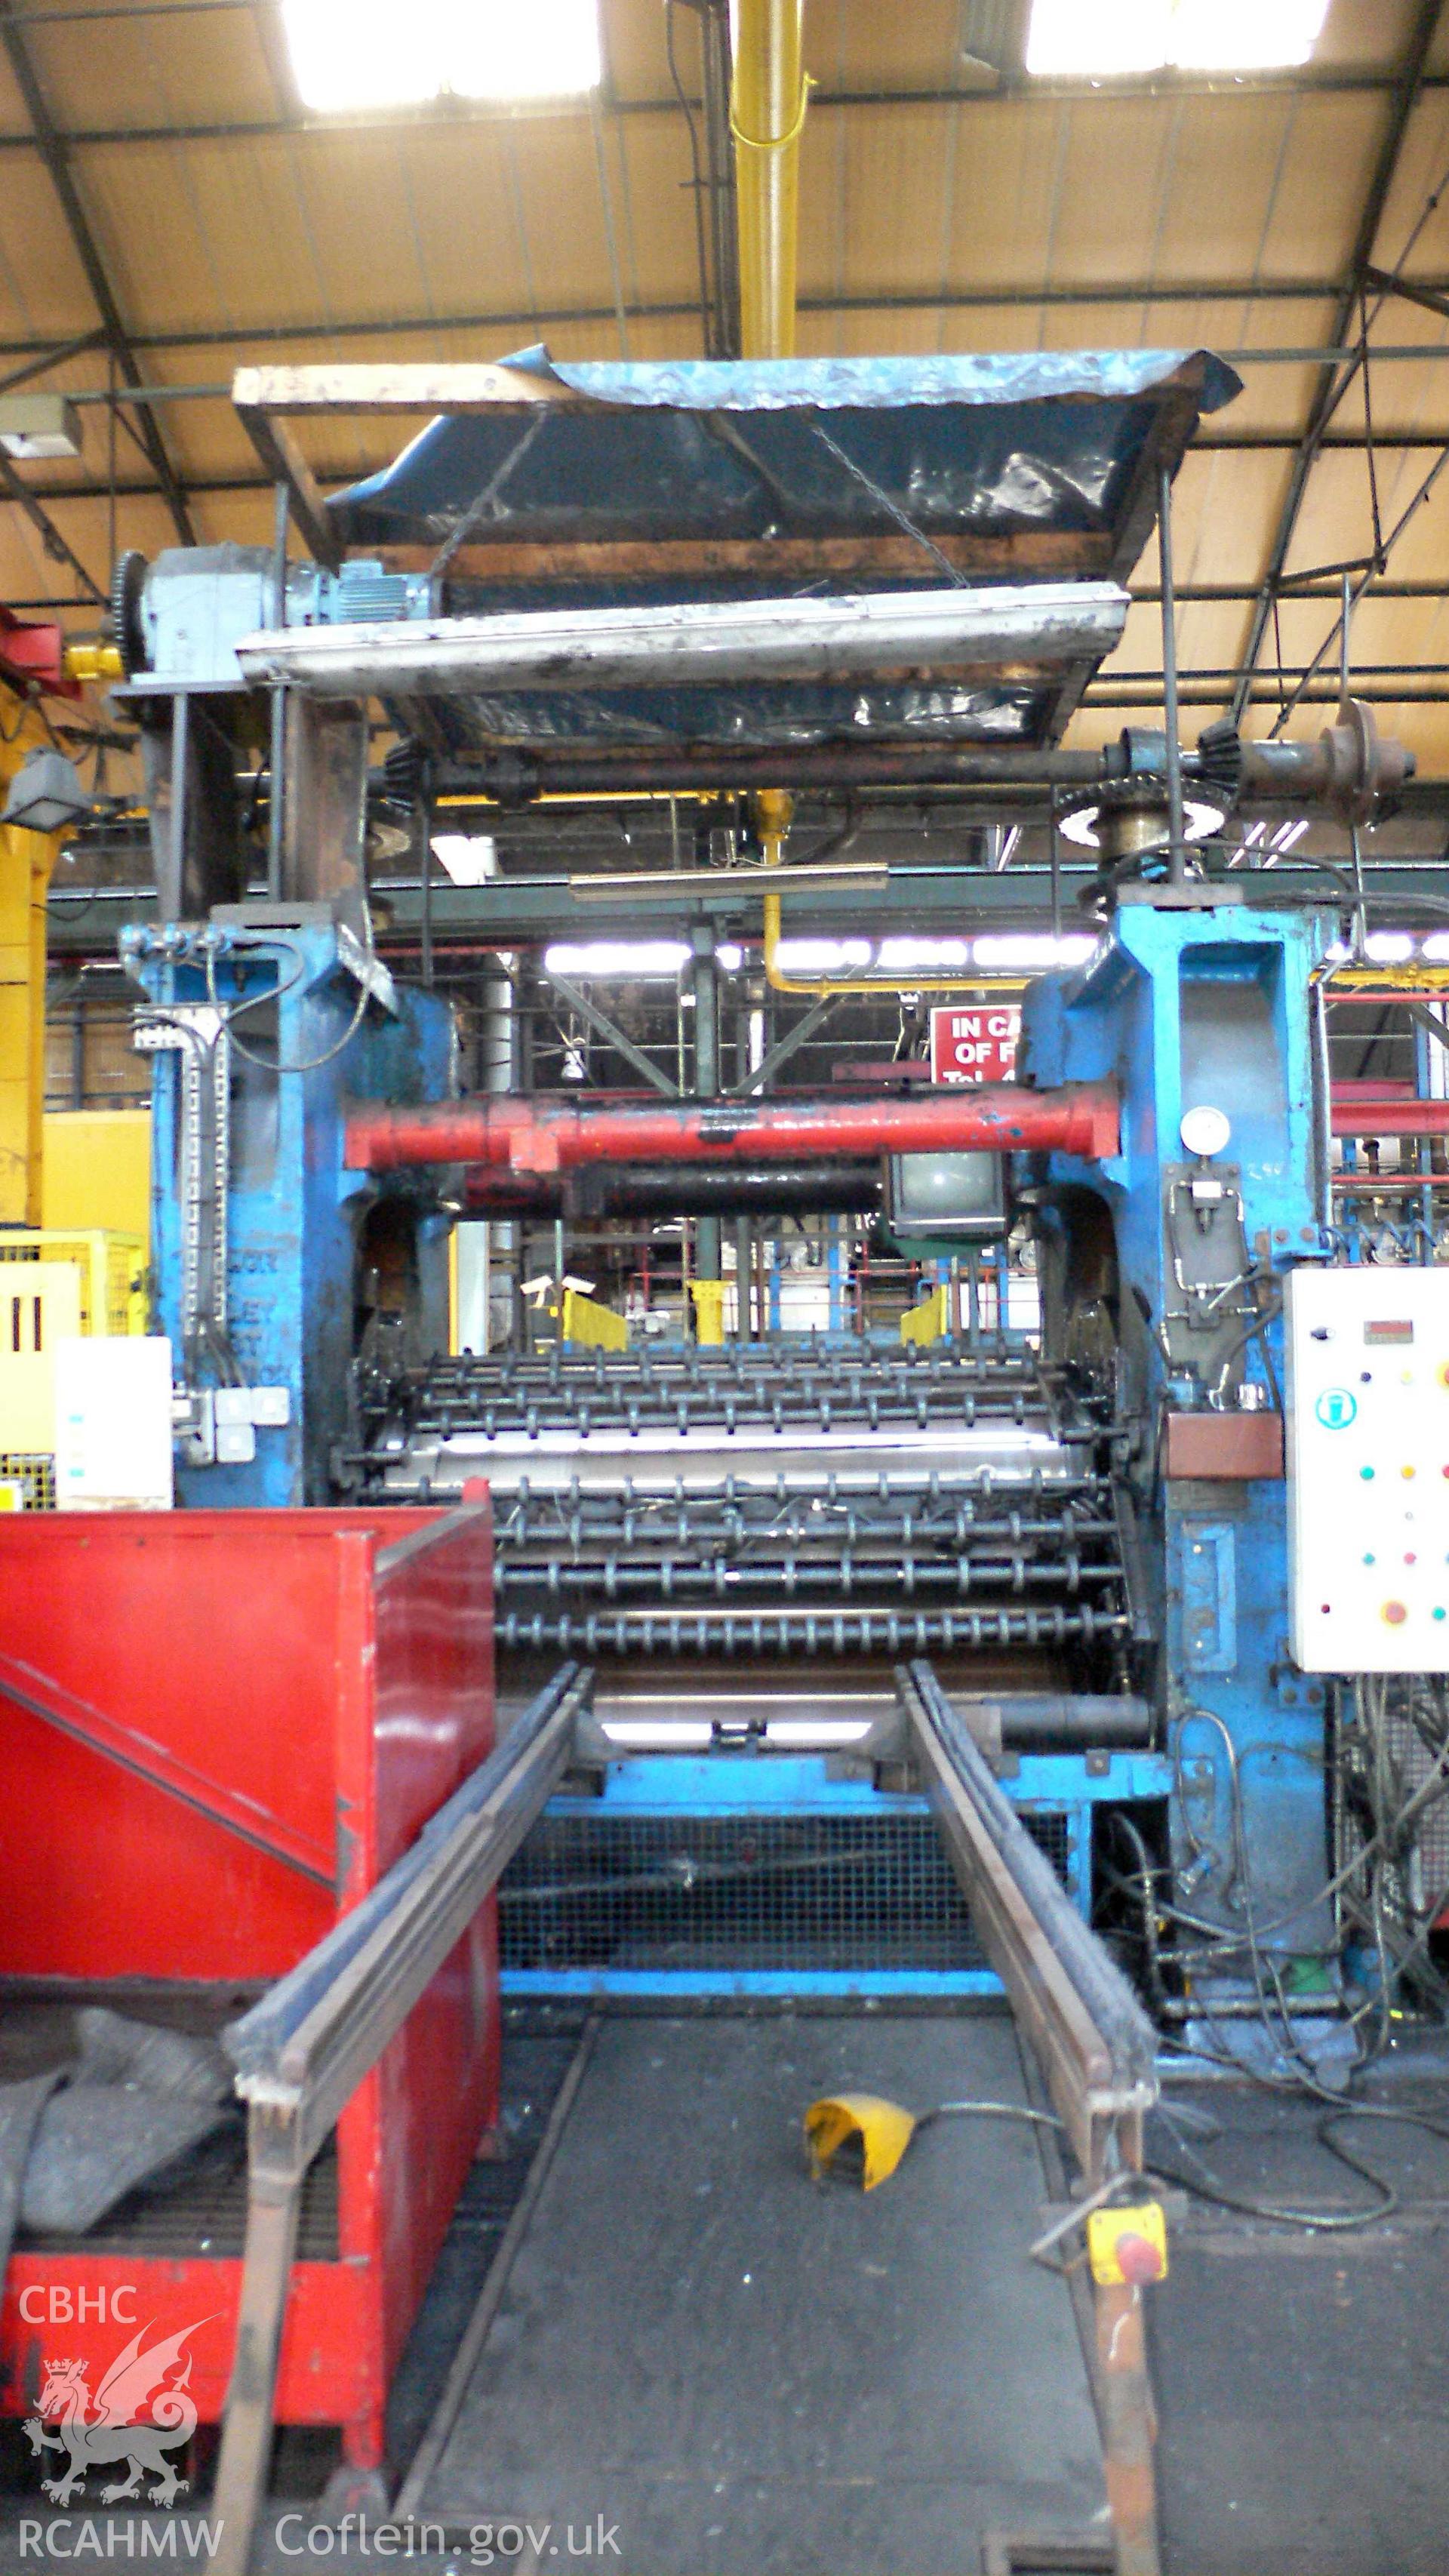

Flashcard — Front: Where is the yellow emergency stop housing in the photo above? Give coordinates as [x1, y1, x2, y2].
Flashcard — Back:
[1085, 2199, 1168, 2287]
[803, 2093, 917, 2191]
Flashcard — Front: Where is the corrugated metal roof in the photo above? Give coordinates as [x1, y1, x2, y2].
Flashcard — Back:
[1, 0, 1448, 765]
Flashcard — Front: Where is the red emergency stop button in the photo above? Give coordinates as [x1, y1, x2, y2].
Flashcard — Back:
[1115, 2231, 1166, 2285]
[1086, 2201, 1169, 2287]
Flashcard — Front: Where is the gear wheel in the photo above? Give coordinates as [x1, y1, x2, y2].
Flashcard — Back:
[383, 735, 427, 805]
[107, 549, 149, 677]
[1193, 716, 1244, 814]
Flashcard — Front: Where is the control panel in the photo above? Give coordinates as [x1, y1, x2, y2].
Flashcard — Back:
[1286, 1266, 1449, 1673]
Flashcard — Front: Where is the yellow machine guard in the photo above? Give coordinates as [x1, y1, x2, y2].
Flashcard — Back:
[560, 1288, 629, 1352]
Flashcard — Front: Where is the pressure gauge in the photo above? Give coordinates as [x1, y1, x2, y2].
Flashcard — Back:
[1180, 1104, 1232, 1160]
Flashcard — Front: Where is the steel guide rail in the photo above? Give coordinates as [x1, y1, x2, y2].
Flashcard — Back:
[496, 1605, 1128, 1655]
[207, 1660, 592, 2576]
[900, 1657, 1161, 2576]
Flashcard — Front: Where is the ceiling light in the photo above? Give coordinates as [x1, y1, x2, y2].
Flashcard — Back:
[281, 0, 599, 113]
[544, 942, 690, 980]
[1267, 817, 1309, 855]
[1364, 933, 1416, 965]
[1421, 934, 1449, 962]
[0, 393, 82, 461]
[875, 939, 975, 971]
[432, 833, 497, 885]
[1, 747, 91, 835]
[774, 939, 874, 974]
[972, 933, 1097, 969]
[1025, 0, 1327, 76]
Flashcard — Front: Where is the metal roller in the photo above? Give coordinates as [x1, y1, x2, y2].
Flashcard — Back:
[352, 1343, 1131, 1667]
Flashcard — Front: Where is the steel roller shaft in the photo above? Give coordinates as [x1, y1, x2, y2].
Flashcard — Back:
[352, 1342, 1130, 1666]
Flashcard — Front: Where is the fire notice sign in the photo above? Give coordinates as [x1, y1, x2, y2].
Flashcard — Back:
[930, 1003, 1021, 1085]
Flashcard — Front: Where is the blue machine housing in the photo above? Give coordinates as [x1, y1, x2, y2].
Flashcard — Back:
[124, 910, 455, 1507]
[1021, 903, 1334, 1959]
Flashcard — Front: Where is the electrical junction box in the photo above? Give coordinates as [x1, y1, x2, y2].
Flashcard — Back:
[53, 1335, 174, 1510]
[1285, 1268, 1449, 1673]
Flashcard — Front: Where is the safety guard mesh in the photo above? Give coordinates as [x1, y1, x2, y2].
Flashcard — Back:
[499, 1807, 1072, 1974]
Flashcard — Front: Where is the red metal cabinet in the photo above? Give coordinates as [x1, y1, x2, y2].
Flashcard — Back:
[0, 1505, 496, 2468]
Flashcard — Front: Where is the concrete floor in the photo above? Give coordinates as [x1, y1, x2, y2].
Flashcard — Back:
[2, 2009, 1448, 2573]
[1147, 2057, 1449, 2576]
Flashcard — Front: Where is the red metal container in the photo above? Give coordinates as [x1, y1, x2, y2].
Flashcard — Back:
[0, 1505, 496, 2471]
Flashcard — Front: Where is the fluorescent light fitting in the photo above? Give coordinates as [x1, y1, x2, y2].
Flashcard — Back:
[544, 942, 690, 980]
[431, 833, 497, 885]
[1269, 817, 1310, 854]
[281, 0, 599, 112]
[774, 939, 874, 974]
[0, 393, 82, 460]
[1363, 932, 1415, 965]
[1025, 0, 1327, 75]
[875, 938, 975, 971]
[1420, 933, 1449, 962]
[973, 933, 1097, 969]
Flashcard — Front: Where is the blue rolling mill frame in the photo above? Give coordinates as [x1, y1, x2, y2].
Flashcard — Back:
[123, 911, 455, 1507]
[1022, 902, 1335, 1962]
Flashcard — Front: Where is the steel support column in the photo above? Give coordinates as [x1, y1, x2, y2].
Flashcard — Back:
[692, 926, 722, 1283]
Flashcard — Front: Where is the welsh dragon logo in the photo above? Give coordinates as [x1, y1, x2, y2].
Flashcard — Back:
[23, 2319, 212, 2507]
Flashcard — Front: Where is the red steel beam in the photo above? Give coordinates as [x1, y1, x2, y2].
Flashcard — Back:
[346, 1082, 1119, 1177]
[1333, 1100, 1449, 1137]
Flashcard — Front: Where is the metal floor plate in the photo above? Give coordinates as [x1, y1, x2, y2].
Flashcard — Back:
[414, 2013, 1109, 2575]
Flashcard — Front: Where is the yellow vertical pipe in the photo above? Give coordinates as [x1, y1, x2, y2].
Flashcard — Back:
[0, 712, 60, 1226]
[730, 0, 808, 360]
